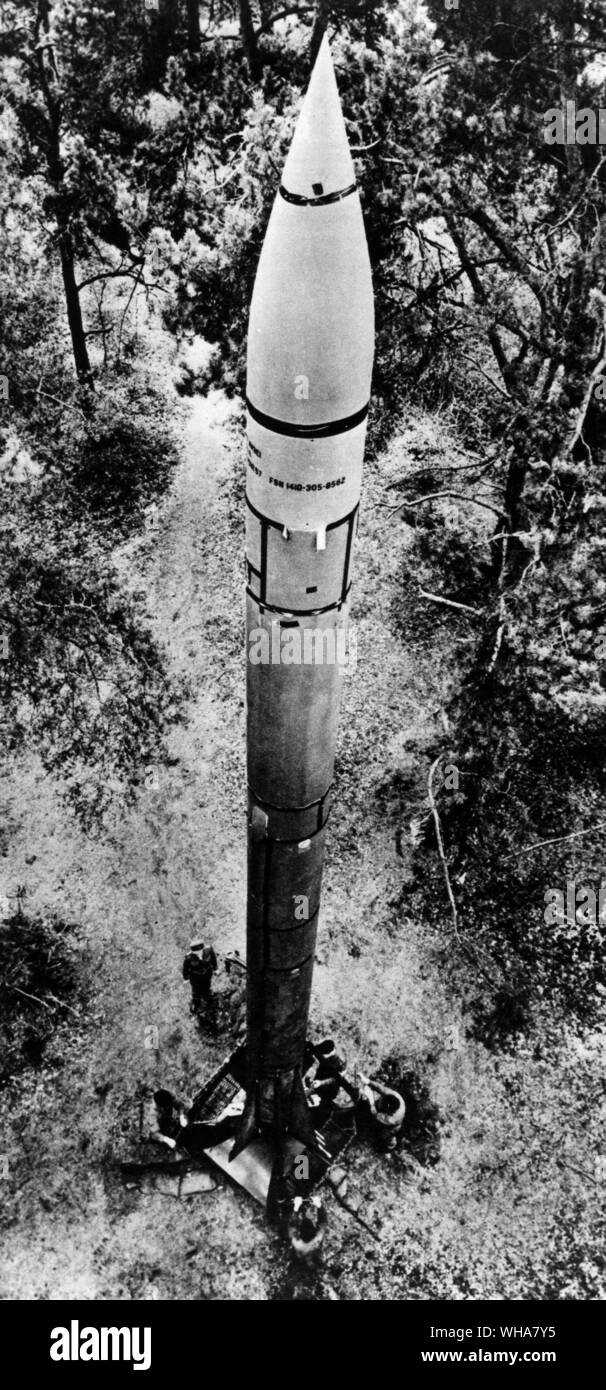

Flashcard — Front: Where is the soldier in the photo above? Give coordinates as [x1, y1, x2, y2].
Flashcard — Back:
[355, 1073, 405, 1152]
[287, 1194, 327, 1263]
[224, 948, 246, 978]
[182, 940, 217, 1014]
[307, 1038, 347, 1122]
[150, 1089, 188, 1148]
[315, 1038, 346, 1080]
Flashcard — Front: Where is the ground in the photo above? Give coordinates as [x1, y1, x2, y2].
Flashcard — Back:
[1, 338, 604, 1301]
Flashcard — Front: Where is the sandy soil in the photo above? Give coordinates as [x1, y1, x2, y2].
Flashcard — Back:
[1, 371, 604, 1301]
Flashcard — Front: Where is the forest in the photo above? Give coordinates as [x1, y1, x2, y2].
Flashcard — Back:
[0, 0, 605, 1301]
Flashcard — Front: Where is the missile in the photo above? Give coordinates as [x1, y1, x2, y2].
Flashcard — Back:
[232, 36, 374, 1164]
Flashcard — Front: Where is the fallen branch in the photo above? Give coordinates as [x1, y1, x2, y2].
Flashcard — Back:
[507, 820, 606, 859]
[46, 992, 80, 1019]
[31, 385, 84, 416]
[13, 986, 55, 1012]
[428, 757, 461, 943]
[427, 758, 500, 990]
[350, 138, 382, 154]
[419, 589, 482, 616]
[556, 1158, 599, 1187]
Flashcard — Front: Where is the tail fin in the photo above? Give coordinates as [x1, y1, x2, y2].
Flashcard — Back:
[229, 1071, 318, 1160]
[288, 1069, 319, 1150]
[229, 1088, 258, 1161]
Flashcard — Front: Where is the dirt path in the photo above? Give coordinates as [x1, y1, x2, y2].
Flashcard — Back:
[1, 387, 604, 1301]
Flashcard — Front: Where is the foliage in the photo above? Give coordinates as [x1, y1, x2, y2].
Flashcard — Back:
[419, 664, 606, 1045]
[0, 433, 182, 826]
[59, 374, 180, 529]
[0, 5, 183, 827]
[0, 911, 82, 1082]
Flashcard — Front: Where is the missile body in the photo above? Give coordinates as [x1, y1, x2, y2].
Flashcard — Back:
[235, 38, 374, 1158]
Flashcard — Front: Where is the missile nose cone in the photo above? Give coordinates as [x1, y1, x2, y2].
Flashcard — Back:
[281, 36, 355, 199]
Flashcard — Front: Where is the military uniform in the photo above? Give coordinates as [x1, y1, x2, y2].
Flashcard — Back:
[182, 942, 217, 1010]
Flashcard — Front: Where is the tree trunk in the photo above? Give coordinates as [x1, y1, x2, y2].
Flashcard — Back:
[35, 0, 93, 387]
[558, 0, 581, 181]
[446, 216, 514, 392]
[186, 0, 200, 52]
[59, 233, 93, 387]
[144, 0, 180, 81]
[239, 0, 262, 81]
[310, 0, 330, 66]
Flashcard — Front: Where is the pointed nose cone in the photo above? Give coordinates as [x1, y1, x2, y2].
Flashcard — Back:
[246, 28, 373, 436]
[281, 35, 355, 199]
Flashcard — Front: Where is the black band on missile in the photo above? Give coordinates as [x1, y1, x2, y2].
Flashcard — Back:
[247, 586, 350, 617]
[265, 950, 316, 976]
[246, 494, 358, 536]
[341, 509, 356, 604]
[260, 515, 268, 603]
[248, 802, 327, 846]
[249, 824, 326, 849]
[246, 397, 368, 439]
[279, 182, 357, 206]
[248, 787, 333, 840]
[250, 787, 332, 817]
[266, 910, 319, 950]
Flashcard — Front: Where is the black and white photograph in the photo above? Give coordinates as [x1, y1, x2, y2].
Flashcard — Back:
[0, 0, 605, 1324]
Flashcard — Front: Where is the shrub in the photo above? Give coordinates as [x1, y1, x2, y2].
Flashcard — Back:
[63, 373, 180, 533]
[0, 912, 82, 1083]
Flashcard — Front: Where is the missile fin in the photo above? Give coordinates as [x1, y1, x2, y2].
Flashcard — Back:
[288, 1069, 320, 1151]
[229, 1089, 258, 1162]
[266, 1145, 289, 1225]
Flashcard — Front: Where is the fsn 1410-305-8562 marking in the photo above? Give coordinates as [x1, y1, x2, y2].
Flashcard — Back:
[247, 454, 346, 492]
[268, 476, 346, 491]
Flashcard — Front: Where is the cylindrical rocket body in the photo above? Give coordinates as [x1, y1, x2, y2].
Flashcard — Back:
[243, 38, 374, 1138]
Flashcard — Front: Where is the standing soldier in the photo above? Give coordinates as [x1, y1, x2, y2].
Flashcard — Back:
[182, 940, 217, 1015]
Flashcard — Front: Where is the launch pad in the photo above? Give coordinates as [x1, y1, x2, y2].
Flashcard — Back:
[188, 1043, 356, 1209]
[123, 1037, 403, 1243]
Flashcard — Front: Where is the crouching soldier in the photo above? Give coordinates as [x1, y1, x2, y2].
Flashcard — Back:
[356, 1073, 405, 1152]
[143, 1089, 188, 1152]
[182, 940, 217, 1015]
[287, 1194, 327, 1264]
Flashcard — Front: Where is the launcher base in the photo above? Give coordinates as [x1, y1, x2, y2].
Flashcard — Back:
[188, 1043, 355, 1208]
